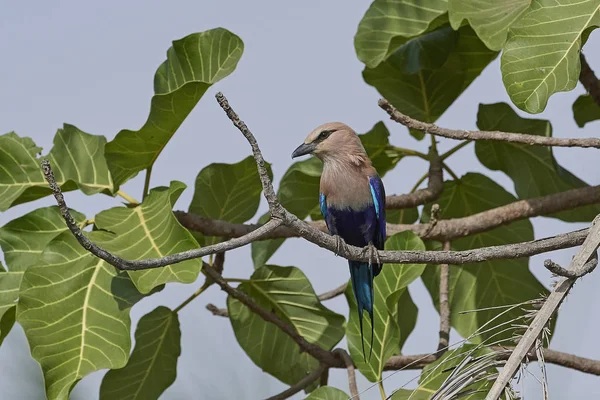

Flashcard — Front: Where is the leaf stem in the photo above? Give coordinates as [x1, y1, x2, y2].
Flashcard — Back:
[410, 172, 429, 193]
[143, 165, 153, 200]
[378, 381, 386, 400]
[223, 278, 249, 283]
[174, 284, 209, 313]
[441, 140, 471, 161]
[117, 190, 140, 205]
[390, 146, 429, 160]
[442, 163, 459, 181]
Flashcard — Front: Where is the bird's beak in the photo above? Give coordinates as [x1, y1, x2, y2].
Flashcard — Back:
[291, 142, 316, 158]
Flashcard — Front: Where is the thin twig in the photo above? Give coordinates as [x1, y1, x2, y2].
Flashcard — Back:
[379, 98, 600, 148]
[579, 53, 600, 107]
[334, 349, 359, 399]
[264, 364, 326, 400]
[206, 304, 229, 317]
[487, 215, 600, 400]
[437, 241, 451, 355]
[318, 282, 348, 301]
[544, 252, 598, 278]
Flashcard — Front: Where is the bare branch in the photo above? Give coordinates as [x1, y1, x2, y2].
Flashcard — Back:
[487, 215, 600, 400]
[201, 263, 341, 367]
[384, 347, 600, 376]
[265, 364, 326, 400]
[544, 252, 598, 278]
[206, 304, 228, 317]
[333, 349, 359, 399]
[437, 241, 451, 355]
[579, 52, 600, 107]
[379, 98, 600, 148]
[386, 147, 443, 209]
[177, 183, 600, 242]
[318, 282, 348, 301]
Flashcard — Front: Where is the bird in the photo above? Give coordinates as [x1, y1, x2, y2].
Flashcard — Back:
[291, 122, 386, 360]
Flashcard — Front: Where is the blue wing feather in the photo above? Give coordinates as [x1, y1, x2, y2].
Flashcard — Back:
[368, 175, 386, 250]
[319, 193, 327, 219]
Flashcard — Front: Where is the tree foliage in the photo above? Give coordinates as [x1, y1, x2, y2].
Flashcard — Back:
[1, 2, 599, 399]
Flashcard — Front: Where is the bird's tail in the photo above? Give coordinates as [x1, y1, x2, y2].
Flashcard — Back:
[349, 260, 375, 361]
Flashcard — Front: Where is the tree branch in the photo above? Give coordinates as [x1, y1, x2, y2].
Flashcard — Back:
[544, 252, 598, 278]
[379, 98, 600, 148]
[386, 147, 443, 209]
[265, 364, 326, 400]
[437, 241, 451, 355]
[317, 282, 348, 301]
[579, 52, 600, 107]
[176, 182, 600, 242]
[487, 215, 600, 400]
[333, 349, 359, 399]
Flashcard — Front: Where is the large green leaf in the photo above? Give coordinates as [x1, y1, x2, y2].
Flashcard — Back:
[364, 25, 497, 140]
[227, 265, 345, 388]
[355, 0, 449, 68]
[189, 156, 272, 245]
[391, 344, 492, 399]
[448, 0, 531, 50]
[0, 263, 16, 346]
[501, 0, 600, 113]
[573, 94, 600, 127]
[475, 102, 600, 222]
[305, 386, 349, 400]
[17, 231, 145, 400]
[251, 158, 322, 268]
[0, 125, 114, 211]
[0, 206, 87, 343]
[421, 173, 549, 343]
[94, 181, 202, 294]
[105, 28, 244, 187]
[100, 306, 181, 400]
[346, 231, 425, 381]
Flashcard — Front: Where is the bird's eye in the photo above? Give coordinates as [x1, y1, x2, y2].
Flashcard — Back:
[318, 130, 334, 140]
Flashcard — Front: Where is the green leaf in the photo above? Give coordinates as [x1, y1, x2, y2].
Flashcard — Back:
[189, 156, 272, 245]
[475, 102, 600, 222]
[387, 208, 419, 225]
[105, 28, 244, 187]
[573, 94, 600, 127]
[305, 386, 349, 400]
[391, 344, 492, 399]
[100, 306, 181, 400]
[94, 181, 202, 294]
[0, 125, 114, 211]
[421, 173, 549, 343]
[364, 26, 497, 141]
[0, 206, 87, 343]
[355, 0, 449, 68]
[396, 288, 418, 351]
[17, 231, 144, 400]
[448, 0, 531, 50]
[251, 158, 322, 267]
[501, 0, 600, 113]
[227, 265, 344, 388]
[346, 231, 425, 381]
[359, 122, 406, 177]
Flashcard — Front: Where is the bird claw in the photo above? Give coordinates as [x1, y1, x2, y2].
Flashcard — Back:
[366, 243, 380, 267]
[333, 235, 345, 257]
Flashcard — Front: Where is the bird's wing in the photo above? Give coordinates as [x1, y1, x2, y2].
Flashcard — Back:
[319, 192, 328, 219]
[368, 175, 386, 249]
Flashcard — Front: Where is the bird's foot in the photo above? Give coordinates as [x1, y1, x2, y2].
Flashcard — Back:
[366, 243, 381, 267]
[333, 235, 346, 257]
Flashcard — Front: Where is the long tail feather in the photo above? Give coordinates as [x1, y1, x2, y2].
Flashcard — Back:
[349, 260, 375, 361]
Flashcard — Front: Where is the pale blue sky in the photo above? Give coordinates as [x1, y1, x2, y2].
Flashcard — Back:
[1, 1, 599, 399]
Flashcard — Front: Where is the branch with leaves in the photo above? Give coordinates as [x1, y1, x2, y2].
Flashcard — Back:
[38, 91, 600, 400]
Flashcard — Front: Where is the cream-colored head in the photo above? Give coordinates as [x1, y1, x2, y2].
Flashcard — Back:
[291, 122, 368, 166]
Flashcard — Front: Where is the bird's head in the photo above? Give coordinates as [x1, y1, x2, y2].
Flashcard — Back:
[291, 122, 365, 161]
